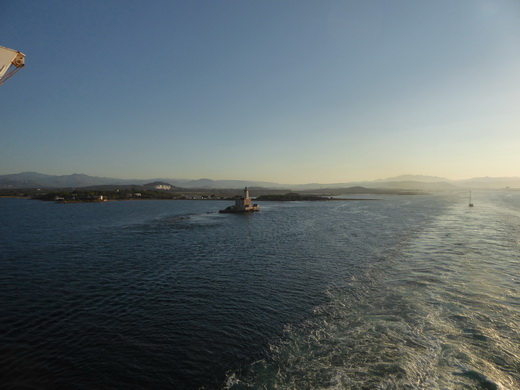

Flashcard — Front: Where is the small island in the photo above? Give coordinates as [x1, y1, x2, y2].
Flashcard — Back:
[219, 187, 260, 213]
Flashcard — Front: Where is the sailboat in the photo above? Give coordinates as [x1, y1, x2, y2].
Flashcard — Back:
[468, 191, 474, 207]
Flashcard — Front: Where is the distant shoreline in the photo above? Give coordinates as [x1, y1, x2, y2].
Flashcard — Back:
[0, 196, 383, 203]
[0, 185, 430, 203]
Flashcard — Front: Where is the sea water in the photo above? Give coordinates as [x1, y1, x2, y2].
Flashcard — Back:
[0, 192, 518, 389]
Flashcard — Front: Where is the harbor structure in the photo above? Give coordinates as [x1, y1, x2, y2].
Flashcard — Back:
[219, 187, 260, 213]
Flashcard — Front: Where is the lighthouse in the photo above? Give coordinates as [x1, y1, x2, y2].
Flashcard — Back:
[219, 187, 260, 213]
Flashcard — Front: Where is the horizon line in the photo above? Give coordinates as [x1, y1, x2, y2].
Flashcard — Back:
[2, 171, 520, 185]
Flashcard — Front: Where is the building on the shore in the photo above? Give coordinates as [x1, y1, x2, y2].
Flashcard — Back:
[219, 187, 260, 213]
[154, 184, 171, 190]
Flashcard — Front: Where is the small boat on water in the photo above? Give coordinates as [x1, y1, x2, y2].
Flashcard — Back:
[219, 187, 260, 214]
[469, 191, 474, 207]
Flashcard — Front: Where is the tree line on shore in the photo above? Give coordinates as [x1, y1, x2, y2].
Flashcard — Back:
[0, 188, 232, 201]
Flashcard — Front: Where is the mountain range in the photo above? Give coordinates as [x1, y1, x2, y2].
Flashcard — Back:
[1, 172, 520, 191]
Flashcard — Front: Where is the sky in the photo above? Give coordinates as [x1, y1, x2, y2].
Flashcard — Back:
[1, 0, 520, 184]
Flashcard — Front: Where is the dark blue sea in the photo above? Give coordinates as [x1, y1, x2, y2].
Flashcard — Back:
[1, 192, 519, 389]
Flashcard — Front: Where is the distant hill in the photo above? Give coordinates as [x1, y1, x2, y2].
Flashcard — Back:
[1, 172, 519, 191]
[375, 174, 450, 183]
[176, 178, 284, 189]
[454, 177, 520, 189]
[0, 172, 141, 188]
[0, 173, 283, 190]
[364, 181, 457, 191]
[299, 186, 422, 195]
[291, 179, 456, 192]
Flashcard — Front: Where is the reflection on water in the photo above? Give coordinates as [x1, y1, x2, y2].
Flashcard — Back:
[231, 192, 520, 389]
[1, 193, 519, 389]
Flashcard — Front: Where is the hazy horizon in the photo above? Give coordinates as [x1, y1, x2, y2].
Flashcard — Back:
[3, 170, 520, 186]
[2, 1, 520, 183]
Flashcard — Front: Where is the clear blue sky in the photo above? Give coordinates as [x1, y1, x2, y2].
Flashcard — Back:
[1, 0, 519, 184]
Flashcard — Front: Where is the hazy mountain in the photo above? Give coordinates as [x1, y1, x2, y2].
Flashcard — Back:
[1, 172, 519, 190]
[0, 172, 143, 188]
[299, 182, 454, 191]
[290, 179, 456, 191]
[374, 175, 520, 189]
[454, 177, 520, 189]
[0, 172, 283, 190]
[375, 174, 450, 183]
[365, 181, 457, 191]
[174, 178, 283, 189]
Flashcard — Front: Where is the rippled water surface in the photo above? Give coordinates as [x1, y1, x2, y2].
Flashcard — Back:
[1, 192, 519, 389]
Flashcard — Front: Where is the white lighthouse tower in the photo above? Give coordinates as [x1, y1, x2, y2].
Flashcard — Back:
[219, 187, 260, 213]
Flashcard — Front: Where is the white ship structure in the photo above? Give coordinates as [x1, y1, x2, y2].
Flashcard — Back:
[0, 46, 25, 85]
